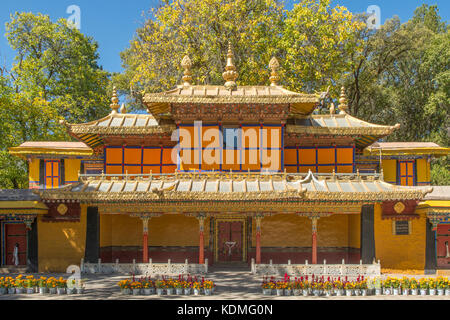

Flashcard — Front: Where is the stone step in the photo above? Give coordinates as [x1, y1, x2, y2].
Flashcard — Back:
[0, 267, 28, 274]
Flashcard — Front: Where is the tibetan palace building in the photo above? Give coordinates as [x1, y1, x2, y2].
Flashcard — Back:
[2, 46, 450, 273]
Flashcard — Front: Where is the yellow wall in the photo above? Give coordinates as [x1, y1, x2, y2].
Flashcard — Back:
[257, 214, 359, 248]
[29, 158, 40, 184]
[38, 204, 87, 272]
[64, 159, 81, 182]
[374, 203, 426, 270]
[382, 160, 397, 183]
[100, 214, 207, 247]
[416, 158, 430, 184]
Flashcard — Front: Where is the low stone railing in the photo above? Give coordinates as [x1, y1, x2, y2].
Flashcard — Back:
[251, 259, 381, 278]
[80, 258, 208, 275]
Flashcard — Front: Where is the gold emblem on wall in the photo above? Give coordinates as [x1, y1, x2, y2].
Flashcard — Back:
[394, 202, 405, 214]
[57, 204, 68, 215]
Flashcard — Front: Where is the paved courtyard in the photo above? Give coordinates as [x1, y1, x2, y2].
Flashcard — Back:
[0, 266, 449, 300]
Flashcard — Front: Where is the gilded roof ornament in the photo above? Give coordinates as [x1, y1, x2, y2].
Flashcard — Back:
[222, 42, 238, 91]
[120, 103, 127, 114]
[269, 57, 280, 86]
[338, 86, 349, 115]
[329, 102, 336, 115]
[181, 55, 193, 86]
[110, 86, 120, 114]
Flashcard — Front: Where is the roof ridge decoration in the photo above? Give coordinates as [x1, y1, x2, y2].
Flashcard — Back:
[222, 42, 238, 91]
[269, 57, 280, 87]
[110, 86, 120, 114]
[338, 86, 349, 115]
[181, 55, 193, 86]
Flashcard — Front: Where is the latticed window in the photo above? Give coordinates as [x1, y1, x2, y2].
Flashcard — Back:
[44, 160, 60, 189]
[393, 220, 410, 235]
[398, 160, 415, 186]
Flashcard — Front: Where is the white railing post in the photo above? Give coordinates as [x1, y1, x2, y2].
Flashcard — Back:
[323, 259, 327, 275]
[251, 258, 255, 274]
[133, 259, 136, 273]
[288, 259, 291, 265]
[149, 258, 153, 274]
[204, 258, 208, 274]
[80, 258, 84, 273]
[115, 259, 119, 273]
[97, 258, 102, 273]
[168, 259, 172, 274]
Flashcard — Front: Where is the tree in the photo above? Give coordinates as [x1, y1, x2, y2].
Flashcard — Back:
[118, 0, 365, 110]
[0, 12, 111, 189]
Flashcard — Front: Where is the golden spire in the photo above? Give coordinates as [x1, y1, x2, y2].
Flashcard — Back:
[222, 42, 238, 91]
[110, 86, 120, 114]
[338, 86, 349, 115]
[120, 103, 127, 114]
[181, 55, 193, 86]
[269, 57, 280, 86]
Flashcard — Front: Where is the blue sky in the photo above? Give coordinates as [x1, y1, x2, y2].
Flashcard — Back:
[0, 0, 448, 74]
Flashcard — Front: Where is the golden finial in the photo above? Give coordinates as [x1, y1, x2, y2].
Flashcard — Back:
[338, 86, 349, 115]
[110, 86, 120, 114]
[269, 57, 280, 86]
[223, 42, 238, 91]
[181, 55, 193, 86]
[120, 103, 127, 114]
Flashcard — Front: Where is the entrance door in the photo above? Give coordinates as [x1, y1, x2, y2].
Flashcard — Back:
[218, 221, 243, 262]
[437, 224, 450, 269]
[4, 223, 27, 266]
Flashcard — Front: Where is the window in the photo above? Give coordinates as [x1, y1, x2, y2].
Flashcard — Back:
[44, 160, 60, 189]
[393, 220, 410, 235]
[398, 160, 415, 186]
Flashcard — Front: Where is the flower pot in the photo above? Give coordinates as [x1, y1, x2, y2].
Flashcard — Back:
[67, 287, 76, 295]
[354, 289, 360, 296]
[429, 289, 436, 296]
[193, 289, 200, 296]
[15, 288, 25, 294]
[411, 289, 418, 295]
[445, 289, 450, 296]
[293, 289, 301, 296]
[204, 289, 212, 296]
[325, 290, 332, 297]
[302, 290, 309, 297]
[132, 289, 141, 296]
[336, 289, 343, 296]
[57, 288, 66, 295]
[166, 288, 174, 295]
[437, 289, 444, 296]
[393, 288, 400, 296]
[313, 289, 320, 297]
[156, 288, 164, 296]
[361, 289, 367, 296]
[375, 288, 382, 296]
[26, 288, 35, 294]
[184, 288, 192, 295]
[175, 288, 183, 295]
[0, 288, 6, 295]
[49, 287, 57, 294]
[7, 288, 15, 294]
[122, 288, 131, 295]
[384, 288, 391, 295]
[276, 289, 284, 296]
[345, 290, 353, 297]
[262, 289, 272, 296]
[285, 289, 292, 296]
[39, 287, 48, 294]
[402, 289, 409, 296]
[420, 289, 427, 296]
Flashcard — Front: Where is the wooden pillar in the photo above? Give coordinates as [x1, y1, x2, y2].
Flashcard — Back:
[425, 218, 437, 273]
[361, 205, 376, 264]
[85, 207, 99, 263]
[255, 215, 262, 264]
[197, 215, 206, 264]
[311, 217, 318, 264]
[141, 217, 149, 263]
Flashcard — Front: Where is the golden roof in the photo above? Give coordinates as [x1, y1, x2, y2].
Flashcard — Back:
[364, 142, 450, 157]
[9, 141, 93, 159]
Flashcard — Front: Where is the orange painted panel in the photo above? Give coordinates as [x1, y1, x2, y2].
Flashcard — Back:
[162, 148, 175, 165]
[242, 126, 260, 149]
[105, 166, 123, 175]
[52, 178, 59, 188]
[201, 149, 220, 171]
[179, 126, 197, 148]
[223, 150, 240, 171]
[161, 165, 176, 173]
[298, 149, 316, 165]
[242, 149, 260, 170]
[284, 149, 298, 165]
[263, 127, 282, 149]
[52, 162, 59, 175]
[318, 166, 333, 173]
[337, 166, 353, 173]
[124, 166, 141, 175]
[46, 178, 53, 188]
[143, 149, 161, 165]
[299, 166, 316, 173]
[124, 148, 142, 165]
[285, 166, 298, 173]
[337, 148, 353, 164]
[261, 150, 281, 171]
[202, 126, 220, 148]
[106, 148, 123, 164]
[318, 148, 335, 164]
[407, 162, 414, 174]
[143, 166, 161, 174]
[46, 161, 52, 174]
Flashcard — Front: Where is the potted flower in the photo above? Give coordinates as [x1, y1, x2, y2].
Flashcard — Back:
[203, 280, 214, 296]
[143, 279, 155, 295]
[410, 278, 419, 295]
[360, 280, 368, 296]
[373, 278, 382, 296]
[130, 281, 142, 295]
[301, 280, 310, 296]
[24, 276, 35, 294]
[344, 282, 354, 296]
[38, 277, 48, 294]
[118, 280, 131, 295]
[436, 277, 446, 296]
[47, 277, 57, 294]
[0, 277, 6, 295]
[56, 277, 67, 295]
[275, 281, 286, 296]
[174, 280, 183, 295]
[391, 278, 400, 295]
[261, 280, 275, 296]
[444, 278, 450, 296]
[311, 282, 323, 297]
[192, 281, 201, 296]
[428, 278, 437, 296]
[292, 280, 302, 296]
[66, 279, 77, 295]
[383, 278, 392, 295]
[401, 277, 410, 296]
[166, 279, 175, 295]
[324, 281, 333, 297]
[354, 280, 361, 296]
[183, 281, 192, 295]
[334, 280, 344, 296]
[14, 276, 25, 294]
[419, 278, 428, 296]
